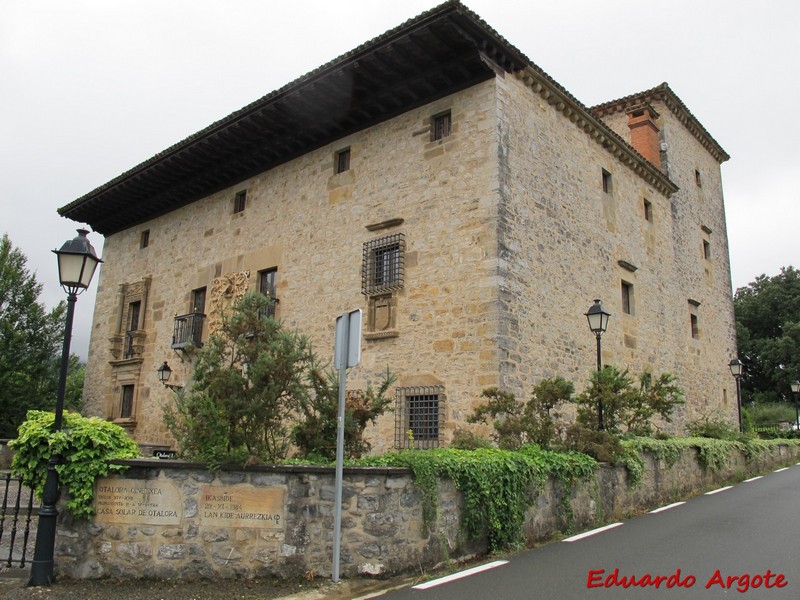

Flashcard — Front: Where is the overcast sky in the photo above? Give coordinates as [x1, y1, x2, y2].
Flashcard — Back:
[2, 0, 798, 359]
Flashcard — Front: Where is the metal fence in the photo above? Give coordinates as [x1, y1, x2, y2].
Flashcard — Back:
[0, 472, 36, 569]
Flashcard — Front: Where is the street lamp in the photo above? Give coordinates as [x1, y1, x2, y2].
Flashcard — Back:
[585, 299, 611, 430]
[29, 230, 102, 587]
[729, 358, 744, 433]
[157, 361, 183, 391]
[790, 380, 800, 432]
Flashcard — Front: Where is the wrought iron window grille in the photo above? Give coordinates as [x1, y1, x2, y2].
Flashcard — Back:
[362, 233, 405, 295]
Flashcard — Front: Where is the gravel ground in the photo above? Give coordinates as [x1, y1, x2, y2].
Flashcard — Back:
[0, 571, 398, 600]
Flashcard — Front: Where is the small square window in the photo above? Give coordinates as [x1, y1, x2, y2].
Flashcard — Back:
[621, 281, 634, 315]
[335, 148, 350, 174]
[432, 112, 451, 141]
[140, 230, 150, 249]
[120, 384, 134, 419]
[643, 199, 653, 222]
[233, 190, 247, 214]
[602, 169, 612, 194]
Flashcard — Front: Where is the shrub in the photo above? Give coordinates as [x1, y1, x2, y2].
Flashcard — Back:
[573, 366, 683, 436]
[562, 423, 624, 463]
[450, 428, 493, 450]
[9, 410, 140, 519]
[467, 378, 573, 449]
[685, 410, 741, 440]
[292, 366, 395, 461]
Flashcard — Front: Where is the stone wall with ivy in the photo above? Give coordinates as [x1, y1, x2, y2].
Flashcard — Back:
[55, 443, 800, 580]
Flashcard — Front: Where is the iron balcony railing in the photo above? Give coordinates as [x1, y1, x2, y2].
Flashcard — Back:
[172, 312, 205, 349]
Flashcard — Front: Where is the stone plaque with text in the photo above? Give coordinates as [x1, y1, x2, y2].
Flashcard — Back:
[94, 478, 182, 525]
[199, 485, 284, 529]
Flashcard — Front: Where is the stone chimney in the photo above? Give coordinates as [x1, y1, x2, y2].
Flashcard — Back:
[626, 104, 661, 170]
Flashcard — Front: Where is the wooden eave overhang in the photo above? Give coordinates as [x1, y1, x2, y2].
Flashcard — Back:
[591, 82, 730, 164]
[60, 1, 679, 235]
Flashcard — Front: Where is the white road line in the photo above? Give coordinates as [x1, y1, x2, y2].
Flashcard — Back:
[412, 560, 509, 590]
[774, 467, 789, 473]
[562, 522, 623, 542]
[704, 486, 733, 495]
[744, 476, 763, 482]
[650, 501, 686, 513]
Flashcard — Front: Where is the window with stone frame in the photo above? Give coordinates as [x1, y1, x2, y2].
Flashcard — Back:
[394, 385, 444, 449]
[335, 148, 350, 174]
[431, 111, 451, 141]
[233, 189, 247, 214]
[621, 281, 634, 315]
[602, 169, 613, 194]
[120, 384, 135, 419]
[643, 199, 653, 222]
[362, 233, 405, 295]
[123, 301, 141, 358]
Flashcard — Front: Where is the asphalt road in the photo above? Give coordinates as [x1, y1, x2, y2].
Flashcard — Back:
[378, 463, 800, 599]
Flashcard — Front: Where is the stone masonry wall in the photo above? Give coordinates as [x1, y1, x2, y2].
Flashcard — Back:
[82, 79, 502, 452]
[493, 73, 737, 429]
[55, 445, 800, 581]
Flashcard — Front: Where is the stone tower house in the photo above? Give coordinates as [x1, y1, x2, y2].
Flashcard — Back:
[60, 1, 736, 454]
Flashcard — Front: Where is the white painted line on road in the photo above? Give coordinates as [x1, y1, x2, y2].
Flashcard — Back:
[744, 476, 763, 482]
[774, 467, 789, 472]
[412, 560, 509, 590]
[704, 486, 733, 495]
[650, 501, 685, 513]
[563, 522, 623, 542]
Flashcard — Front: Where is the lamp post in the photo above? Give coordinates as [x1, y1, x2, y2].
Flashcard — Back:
[29, 230, 102, 587]
[585, 299, 611, 430]
[729, 358, 744, 433]
[791, 380, 800, 432]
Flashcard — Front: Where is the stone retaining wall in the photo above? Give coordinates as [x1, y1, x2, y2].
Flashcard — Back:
[55, 443, 800, 580]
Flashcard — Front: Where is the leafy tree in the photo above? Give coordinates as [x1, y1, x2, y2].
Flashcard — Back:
[0, 234, 66, 437]
[734, 266, 800, 404]
[292, 366, 396, 461]
[163, 292, 315, 466]
[64, 355, 86, 413]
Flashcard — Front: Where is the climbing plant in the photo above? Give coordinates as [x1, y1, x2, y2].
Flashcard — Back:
[9, 410, 140, 518]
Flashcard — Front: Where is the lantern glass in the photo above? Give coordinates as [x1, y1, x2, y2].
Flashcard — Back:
[53, 229, 102, 292]
[585, 299, 611, 334]
[791, 381, 800, 394]
[157, 362, 172, 383]
[729, 358, 744, 378]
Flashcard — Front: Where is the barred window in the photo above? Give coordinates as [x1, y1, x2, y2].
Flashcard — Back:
[395, 386, 444, 449]
[362, 233, 405, 295]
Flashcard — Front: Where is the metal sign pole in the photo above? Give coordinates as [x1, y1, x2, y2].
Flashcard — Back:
[332, 309, 361, 583]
